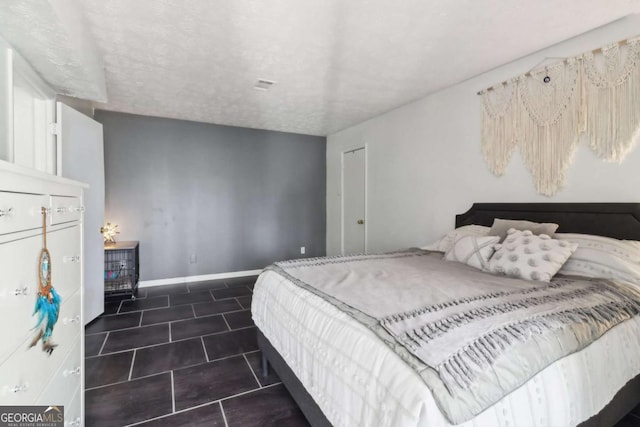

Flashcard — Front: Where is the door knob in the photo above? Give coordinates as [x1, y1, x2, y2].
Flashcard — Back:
[357, 219, 364, 225]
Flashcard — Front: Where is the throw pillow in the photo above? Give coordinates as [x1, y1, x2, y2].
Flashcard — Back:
[555, 233, 640, 286]
[422, 225, 490, 252]
[488, 229, 577, 282]
[444, 234, 500, 271]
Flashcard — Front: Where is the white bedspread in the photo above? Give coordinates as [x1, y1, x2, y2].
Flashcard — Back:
[252, 269, 640, 427]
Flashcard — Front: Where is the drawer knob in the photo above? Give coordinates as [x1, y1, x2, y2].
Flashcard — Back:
[63, 315, 80, 325]
[63, 366, 81, 377]
[75, 206, 85, 213]
[65, 417, 81, 427]
[3, 383, 29, 394]
[63, 255, 81, 263]
[14, 286, 28, 296]
[13, 383, 28, 393]
[0, 207, 13, 218]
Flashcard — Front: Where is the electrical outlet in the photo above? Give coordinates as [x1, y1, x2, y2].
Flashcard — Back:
[189, 254, 197, 264]
[300, 246, 306, 255]
[119, 260, 127, 269]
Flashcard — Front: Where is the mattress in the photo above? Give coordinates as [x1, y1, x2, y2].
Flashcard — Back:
[252, 269, 640, 427]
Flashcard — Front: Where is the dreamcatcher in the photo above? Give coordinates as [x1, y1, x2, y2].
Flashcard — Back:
[29, 207, 61, 355]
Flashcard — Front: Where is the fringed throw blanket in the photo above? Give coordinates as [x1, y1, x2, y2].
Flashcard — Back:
[266, 250, 640, 424]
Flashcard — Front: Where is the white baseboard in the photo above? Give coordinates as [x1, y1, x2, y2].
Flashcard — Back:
[138, 269, 263, 288]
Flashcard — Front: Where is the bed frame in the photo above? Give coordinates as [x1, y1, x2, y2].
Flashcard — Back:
[258, 203, 640, 427]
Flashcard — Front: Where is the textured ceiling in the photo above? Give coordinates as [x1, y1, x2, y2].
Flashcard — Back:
[0, 0, 106, 101]
[2, 1, 640, 135]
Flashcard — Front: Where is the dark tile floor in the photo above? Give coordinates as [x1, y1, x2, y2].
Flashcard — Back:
[84, 276, 309, 427]
[85, 276, 640, 427]
[619, 407, 640, 427]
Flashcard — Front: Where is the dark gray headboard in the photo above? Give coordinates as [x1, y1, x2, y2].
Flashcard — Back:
[455, 203, 640, 240]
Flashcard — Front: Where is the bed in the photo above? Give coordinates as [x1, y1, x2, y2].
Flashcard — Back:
[252, 203, 640, 427]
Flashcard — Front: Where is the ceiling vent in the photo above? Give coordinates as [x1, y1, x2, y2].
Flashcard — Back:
[254, 79, 276, 91]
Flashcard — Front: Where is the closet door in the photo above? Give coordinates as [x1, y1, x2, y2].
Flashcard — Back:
[57, 102, 105, 323]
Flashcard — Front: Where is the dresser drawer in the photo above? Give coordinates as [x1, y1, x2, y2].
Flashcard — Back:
[48, 225, 82, 298]
[0, 191, 47, 235]
[0, 226, 81, 364]
[0, 233, 44, 364]
[50, 196, 82, 226]
[37, 336, 81, 409]
[0, 290, 81, 405]
[63, 387, 81, 427]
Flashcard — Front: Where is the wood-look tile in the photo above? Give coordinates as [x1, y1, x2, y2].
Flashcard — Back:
[85, 312, 141, 334]
[170, 315, 228, 341]
[103, 301, 121, 315]
[193, 299, 242, 317]
[85, 332, 107, 357]
[145, 283, 189, 297]
[86, 373, 172, 427]
[173, 356, 258, 411]
[132, 338, 206, 378]
[222, 384, 309, 427]
[141, 305, 194, 326]
[170, 291, 214, 306]
[187, 280, 227, 292]
[85, 351, 134, 389]
[202, 327, 258, 360]
[136, 403, 225, 426]
[224, 310, 254, 330]
[236, 295, 252, 310]
[119, 295, 169, 312]
[102, 324, 169, 353]
[211, 286, 252, 300]
[245, 351, 281, 387]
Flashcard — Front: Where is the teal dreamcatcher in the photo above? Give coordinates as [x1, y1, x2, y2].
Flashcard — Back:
[29, 207, 61, 355]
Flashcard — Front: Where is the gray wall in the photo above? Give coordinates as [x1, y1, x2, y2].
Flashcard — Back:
[95, 111, 326, 281]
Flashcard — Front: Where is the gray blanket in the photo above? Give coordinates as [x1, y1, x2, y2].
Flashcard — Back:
[266, 249, 640, 424]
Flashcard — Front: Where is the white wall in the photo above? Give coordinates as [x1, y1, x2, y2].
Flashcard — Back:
[327, 15, 640, 255]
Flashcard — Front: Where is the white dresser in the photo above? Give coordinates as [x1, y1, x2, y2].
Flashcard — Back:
[0, 160, 85, 425]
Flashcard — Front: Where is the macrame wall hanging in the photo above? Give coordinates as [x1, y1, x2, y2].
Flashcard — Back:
[582, 39, 640, 162]
[518, 59, 582, 195]
[479, 36, 640, 196]
[481, 80, 518, 176]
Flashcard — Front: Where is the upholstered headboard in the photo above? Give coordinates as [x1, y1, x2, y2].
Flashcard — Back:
[455, 203, 640, 240]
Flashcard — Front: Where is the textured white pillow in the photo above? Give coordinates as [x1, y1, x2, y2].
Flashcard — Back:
[488, 229, 578, 282]
[422, 225, 490, 252]
[444, 234, 500, 271]
[555, 233, 640, 285]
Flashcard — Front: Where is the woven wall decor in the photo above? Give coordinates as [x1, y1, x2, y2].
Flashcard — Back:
[481, 81, 518, 176]
[480, 36, 640, 196]
[582, 39, 640, 162]
[517, 59, 582, 195]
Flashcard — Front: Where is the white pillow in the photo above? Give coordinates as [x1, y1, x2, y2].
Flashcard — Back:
[422, 225, 490, 252]
[555, 233, 640, 285]
[444, 234, 500, 271]
[488, 229, 578, 282]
